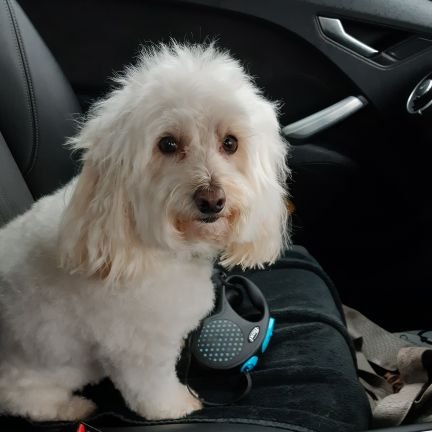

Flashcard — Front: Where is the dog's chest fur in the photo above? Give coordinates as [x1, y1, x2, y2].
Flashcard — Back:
[99, 259, 215, 333]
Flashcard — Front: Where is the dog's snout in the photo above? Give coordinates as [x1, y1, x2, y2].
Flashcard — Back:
[193, 186, 226, 214]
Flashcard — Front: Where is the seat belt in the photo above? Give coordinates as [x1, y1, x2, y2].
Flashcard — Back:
[343, 305, 432, 428]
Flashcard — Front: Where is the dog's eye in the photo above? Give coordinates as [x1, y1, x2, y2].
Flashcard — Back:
[158, 136, 178, 155]
[222, 135, 238, 155]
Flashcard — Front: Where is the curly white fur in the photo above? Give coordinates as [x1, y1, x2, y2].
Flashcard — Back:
[0, 43, 290, 421]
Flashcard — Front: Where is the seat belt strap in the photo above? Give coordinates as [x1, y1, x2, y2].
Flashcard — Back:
[343, 305, 432, 427]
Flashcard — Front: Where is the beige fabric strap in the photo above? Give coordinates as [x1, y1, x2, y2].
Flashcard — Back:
[373, 383, 426, 427]
[343, 305, 432, 427]
[343, 306, 411, 370]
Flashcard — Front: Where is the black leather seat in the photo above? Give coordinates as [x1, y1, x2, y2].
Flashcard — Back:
[0, 0, 80, 226]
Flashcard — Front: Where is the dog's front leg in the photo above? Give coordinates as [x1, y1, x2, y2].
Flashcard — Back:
[108, 345, 202, 420]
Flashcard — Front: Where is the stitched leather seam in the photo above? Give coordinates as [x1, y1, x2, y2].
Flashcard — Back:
[4, 0, 39, 177]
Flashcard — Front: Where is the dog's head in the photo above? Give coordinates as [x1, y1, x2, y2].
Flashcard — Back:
[60, 43, 290, 283]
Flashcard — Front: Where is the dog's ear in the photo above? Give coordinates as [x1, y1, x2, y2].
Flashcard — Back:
[220, 101, 291, 270]
[59, 162, 145, 284]
[58, 73, 158, 283]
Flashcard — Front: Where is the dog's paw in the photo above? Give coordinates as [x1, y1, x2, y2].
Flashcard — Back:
[28, 396, 96, 422]
[137, 385, 202, 420]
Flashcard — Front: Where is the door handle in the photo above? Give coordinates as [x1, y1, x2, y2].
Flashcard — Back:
[318, 17, 379, 58]
[282, 96, 367, 140]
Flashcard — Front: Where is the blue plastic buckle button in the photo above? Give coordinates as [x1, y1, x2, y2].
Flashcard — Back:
[261, 317, 275, 353]
[240, 355, 258, 373]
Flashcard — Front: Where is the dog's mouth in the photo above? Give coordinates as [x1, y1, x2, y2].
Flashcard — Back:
[198, 215, 220, 224]
[174, 210, 239, 243]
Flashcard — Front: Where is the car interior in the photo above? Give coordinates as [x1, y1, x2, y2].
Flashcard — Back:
[0, 0, 432, 431]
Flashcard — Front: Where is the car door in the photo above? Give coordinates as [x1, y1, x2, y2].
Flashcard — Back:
[18, 0, 432, 330]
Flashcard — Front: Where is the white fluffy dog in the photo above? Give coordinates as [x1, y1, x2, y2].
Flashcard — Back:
[0, 43, 289, 422]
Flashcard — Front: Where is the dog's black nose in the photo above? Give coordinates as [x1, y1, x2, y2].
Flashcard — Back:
[193, 186, 226, 214]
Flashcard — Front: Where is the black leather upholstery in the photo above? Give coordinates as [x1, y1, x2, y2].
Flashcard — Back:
[0, 132, 33, 226]
[102, 423, 297, 432]
[0, 0, 81, 202]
